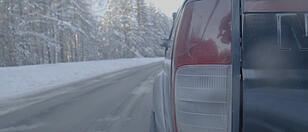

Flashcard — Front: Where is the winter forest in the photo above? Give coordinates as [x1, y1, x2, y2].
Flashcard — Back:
[0, 0, 172, 67]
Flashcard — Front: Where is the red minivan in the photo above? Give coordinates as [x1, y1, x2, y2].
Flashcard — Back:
[151, 0, 308, 132]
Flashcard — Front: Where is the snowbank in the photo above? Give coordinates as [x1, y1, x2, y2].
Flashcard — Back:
[0, 58, 162, 101]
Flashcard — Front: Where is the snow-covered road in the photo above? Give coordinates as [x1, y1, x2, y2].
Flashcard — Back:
[0, 58, 162, 101]
[0, 62, 162, 132]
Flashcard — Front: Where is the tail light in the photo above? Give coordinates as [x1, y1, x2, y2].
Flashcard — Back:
[172, 0, 232, 132]
[174, 65, 232, 132]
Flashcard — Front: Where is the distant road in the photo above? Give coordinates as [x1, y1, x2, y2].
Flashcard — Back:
[0, 62, 162, 132]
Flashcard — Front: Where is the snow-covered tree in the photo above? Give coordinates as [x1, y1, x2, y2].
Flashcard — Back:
[0, 0, 172, 67]
[100, 0, 172, 58]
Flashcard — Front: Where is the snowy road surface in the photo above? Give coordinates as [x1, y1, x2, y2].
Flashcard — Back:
[0, 62, 162, 132]
[0, 58, 163, 101]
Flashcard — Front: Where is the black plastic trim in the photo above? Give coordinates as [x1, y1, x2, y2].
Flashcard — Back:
[232, 0, 242, 132]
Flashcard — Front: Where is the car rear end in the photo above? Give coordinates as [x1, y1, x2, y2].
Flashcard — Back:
[168, 0, 308, 132]
[172, 0, 233, 131]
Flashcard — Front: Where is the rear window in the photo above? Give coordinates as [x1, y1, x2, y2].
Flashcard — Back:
[244, 0, 308, 12]
[242, 13, 308, 69]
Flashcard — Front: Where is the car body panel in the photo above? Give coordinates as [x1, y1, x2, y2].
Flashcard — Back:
[152, 0, 308, 132]
[152, 72, 167, 131]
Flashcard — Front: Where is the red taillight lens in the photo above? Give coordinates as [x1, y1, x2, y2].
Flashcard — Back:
[172, 0, 232, 132]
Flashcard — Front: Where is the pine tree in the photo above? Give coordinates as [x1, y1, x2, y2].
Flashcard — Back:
[0, 0, 172, 66]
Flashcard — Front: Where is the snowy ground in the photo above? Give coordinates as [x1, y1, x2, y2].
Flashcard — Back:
[0, 58, 162, 101]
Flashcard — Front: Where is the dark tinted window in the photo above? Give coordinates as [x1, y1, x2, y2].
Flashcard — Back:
[244, 0, 308, 12]
[243, 13, 308, 69]
[242, 13, 308, 132]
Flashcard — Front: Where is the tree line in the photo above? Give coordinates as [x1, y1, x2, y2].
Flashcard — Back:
[0, 0, 172, 67]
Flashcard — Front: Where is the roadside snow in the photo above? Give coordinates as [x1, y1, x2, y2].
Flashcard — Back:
[0, 58, 162, 101]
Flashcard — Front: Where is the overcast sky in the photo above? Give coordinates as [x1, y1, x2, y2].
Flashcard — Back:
[146, 0, 183, 17]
